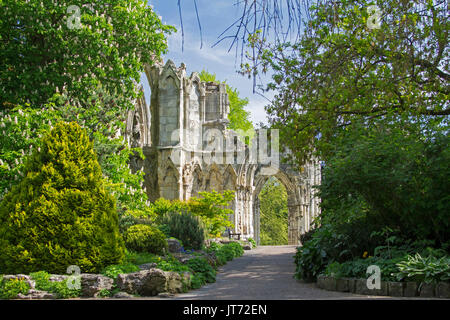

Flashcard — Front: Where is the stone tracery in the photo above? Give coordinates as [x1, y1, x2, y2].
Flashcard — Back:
[127, 60, 321, 245]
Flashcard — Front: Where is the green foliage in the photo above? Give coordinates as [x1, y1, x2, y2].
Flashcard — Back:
[318, 117, 450, 245]
[29, 271, 81, 298]
[217, 242, 244, 263]
[102, 263, 140, 279]
[152, 198, 189, 216]
[159, 211, 205, 250]
[124, 250, 160, 266]
[258, 0, 449, 162]
[0, 122, 125, 274]
[186, 258, 216, 286]
[0, 103, 150, 213]
[0, 277, 30, 299]
[155, 256, 191, 273]
[226, 242, 244, 258]
[118, 207, 157, 233]
[188, 190, 235, 238]
[395, 253, 450, 284]
[205, 242, 244, 266]
[0, 0, 175, 108]
[123, 224, 168, 255]
[247, 238, 257, 248]
[294, 236, 329, 282]
[259, 177, 288, 245]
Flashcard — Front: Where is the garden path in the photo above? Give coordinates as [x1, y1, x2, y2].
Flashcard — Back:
[173, 245, 380, 300]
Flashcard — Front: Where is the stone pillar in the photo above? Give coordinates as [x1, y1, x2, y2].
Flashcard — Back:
[253, 197, 261, 245]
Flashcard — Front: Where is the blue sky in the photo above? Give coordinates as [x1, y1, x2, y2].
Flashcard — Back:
[141, 0, 274, 125]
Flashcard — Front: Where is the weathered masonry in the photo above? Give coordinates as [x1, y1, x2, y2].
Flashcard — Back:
[126, 60, 321, 245]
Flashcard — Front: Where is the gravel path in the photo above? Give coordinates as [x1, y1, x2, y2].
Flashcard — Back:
[174, 245, 381, 300]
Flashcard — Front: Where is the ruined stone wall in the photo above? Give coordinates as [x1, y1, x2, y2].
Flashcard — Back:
[126, 60, 321, 245]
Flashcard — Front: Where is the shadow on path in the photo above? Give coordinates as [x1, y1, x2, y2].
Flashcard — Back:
[174, 245, 382, 300]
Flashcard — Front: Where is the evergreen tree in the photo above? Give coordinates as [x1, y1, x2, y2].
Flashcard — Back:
[0, 122, 125, 274]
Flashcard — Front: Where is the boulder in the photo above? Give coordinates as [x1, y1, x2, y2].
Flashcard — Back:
[49, 275, 68, 283]
[2, 274, 35, 290]
[112, 291, 135, 299]
[16, 289, 57, 300]
[116, 268, 188, 296]
[167, 238, 183, 253]
[436, 282, 450, 299]
[138, 263, 157, 270]
[80, 274, 115, 298]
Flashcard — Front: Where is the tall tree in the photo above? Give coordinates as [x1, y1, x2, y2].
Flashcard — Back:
[0, 0, 175, 109]
[246, 0, 449, 162]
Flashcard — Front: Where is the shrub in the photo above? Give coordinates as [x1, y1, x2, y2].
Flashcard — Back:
[123, 224, 168, 255]
[29, 271, 81, 298]
[187, 190, 235, 238]
[217, 242, 244, 262]
[118, 208, 157, 233]
[324, 256, 404, 282]
[124, 251, 160, 265]
[0, 122, 125, 274]
[247, 238, 257, 248]
[395, 253, 450, 284]
[294, 237, 329, 282]
[159, 211, 205, 250]
[102, 263, 141, 279]
[206, 242, 227, 266]
[186, 258, 216, 289]
[227, 242, 244, 258]
[0, 277, 30, 299]
[155, 255, 190, 273]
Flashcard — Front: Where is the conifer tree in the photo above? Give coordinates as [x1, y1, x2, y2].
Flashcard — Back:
[0, 122, 125, 274]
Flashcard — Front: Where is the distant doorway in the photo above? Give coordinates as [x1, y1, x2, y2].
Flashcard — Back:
[259, 177, 289, 245]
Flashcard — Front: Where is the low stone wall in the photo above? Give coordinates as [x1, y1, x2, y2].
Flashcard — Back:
[2, 268, 189, 299]
[316, 275, 450, 298]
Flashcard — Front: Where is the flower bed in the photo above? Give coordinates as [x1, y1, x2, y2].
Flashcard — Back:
[316, 274, 450, 298]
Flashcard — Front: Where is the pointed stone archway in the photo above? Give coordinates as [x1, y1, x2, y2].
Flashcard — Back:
[126, 60, 321, 245]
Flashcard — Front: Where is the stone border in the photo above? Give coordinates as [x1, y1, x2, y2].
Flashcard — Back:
[316, 275, 450, 298]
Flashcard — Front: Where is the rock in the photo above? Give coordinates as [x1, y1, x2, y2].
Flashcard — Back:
[419, 283, 435, 298]
[80, 274, 114, 298]
[2, 274, 35, 290]
[16, 289, 57, 300]
[116, 268, 187, 296]
[172, 253, 196, 264]
[436, 282, 450, 299]
[138, 263, 157, 270]
[388, 282, 404, 297]
[157, 292, 175, 298]
[348, 278, 357, 293]
[242, 242, 252, 250]
[112, 291, 135, 299]
[404, 282, 418, 297]
[321, 276, 337, 291]
[316, 275, 325, 289]
[167, 238, 183, 253]
[355, 279, 388, 296]
[49, 275, 68, 282]
[335, 278, 349, 292]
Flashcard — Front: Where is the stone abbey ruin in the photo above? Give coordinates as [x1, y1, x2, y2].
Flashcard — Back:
[125, 60, 321, 245]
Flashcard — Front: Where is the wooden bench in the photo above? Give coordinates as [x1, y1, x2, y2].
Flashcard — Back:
[228, 231, 241, 240]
